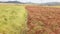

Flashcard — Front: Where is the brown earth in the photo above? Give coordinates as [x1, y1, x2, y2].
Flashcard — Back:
[26, 6, 60, 34]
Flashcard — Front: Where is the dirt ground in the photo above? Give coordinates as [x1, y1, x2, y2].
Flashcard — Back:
[26, 6, 60, 34]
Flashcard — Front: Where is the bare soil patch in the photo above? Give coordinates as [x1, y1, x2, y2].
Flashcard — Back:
[26, 6, 60, 34]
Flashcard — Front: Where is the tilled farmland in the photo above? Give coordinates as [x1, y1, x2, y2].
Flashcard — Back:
[26, 6, 60, 34]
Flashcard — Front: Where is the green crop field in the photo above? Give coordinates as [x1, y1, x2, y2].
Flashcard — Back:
[0, 4, 27, 34]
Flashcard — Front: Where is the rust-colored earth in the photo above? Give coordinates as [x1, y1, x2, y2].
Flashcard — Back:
[26, 6, 60, 34]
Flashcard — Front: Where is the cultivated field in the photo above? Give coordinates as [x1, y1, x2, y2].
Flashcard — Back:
[0, 3, 60, 34]
[0, 4, 27, 34]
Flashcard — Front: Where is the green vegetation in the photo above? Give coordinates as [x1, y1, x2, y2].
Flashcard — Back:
[0, 5, 27, 34]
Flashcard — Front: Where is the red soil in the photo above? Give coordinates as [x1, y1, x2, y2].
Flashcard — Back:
[26, 6, 60, 34]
